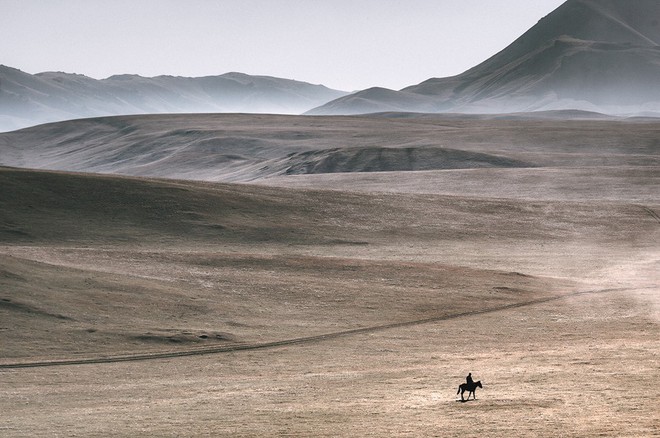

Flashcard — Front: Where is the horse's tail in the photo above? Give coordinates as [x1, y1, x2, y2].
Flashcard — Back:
[456, 385, 461, 395]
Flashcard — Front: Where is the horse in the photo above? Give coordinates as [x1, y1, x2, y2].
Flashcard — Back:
[457, 380, 482, 401]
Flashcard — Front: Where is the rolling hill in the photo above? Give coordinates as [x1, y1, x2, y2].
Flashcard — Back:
[1, 113, 657, 183]
[309, 0, 660, 115]
[2, 164, 655, 362]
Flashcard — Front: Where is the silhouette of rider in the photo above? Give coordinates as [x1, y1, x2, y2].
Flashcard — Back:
[466, 372, 474, 387]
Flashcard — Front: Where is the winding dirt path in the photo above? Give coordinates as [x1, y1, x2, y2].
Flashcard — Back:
[0, 286, 645, 370]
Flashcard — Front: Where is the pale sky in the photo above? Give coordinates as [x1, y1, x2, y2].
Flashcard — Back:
[1, 0, 566, 91]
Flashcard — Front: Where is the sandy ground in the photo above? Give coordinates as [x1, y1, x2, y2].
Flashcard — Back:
[1, 114, 659, 436]
[2, 284, 657, 437]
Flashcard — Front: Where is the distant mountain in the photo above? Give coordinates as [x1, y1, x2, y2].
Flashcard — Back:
[309, 0, 660, 116]
[0, 66, 348, 131]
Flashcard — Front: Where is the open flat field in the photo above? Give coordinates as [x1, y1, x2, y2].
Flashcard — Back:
[1, 114, 658, 436]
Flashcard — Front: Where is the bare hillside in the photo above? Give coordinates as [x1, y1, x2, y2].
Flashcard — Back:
[1, 161, 658, 436]
[0, 113, 657, 182]
[2, 166, 658, 360]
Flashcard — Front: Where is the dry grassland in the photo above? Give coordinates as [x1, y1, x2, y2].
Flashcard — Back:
[1, 114, 658, 436]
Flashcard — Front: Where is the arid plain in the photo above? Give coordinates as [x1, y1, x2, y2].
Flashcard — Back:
[1, 113, 658, 436]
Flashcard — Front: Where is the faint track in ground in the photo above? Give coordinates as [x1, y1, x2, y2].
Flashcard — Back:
[0, 286, 651, 370]
[641, 206, 660, 224]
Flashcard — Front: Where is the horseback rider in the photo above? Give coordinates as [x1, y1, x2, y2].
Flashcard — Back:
[457, 374, 482, 401]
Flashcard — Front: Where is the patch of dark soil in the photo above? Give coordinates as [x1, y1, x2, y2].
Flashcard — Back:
[492, 286, 527, 295]
[507, 272, 534, 278]
[133, 334, 190, 344]
[0, 267, 27, 282]
[0, 298, 72, 320]
[132, 331, 236, 344]
[324, 239, 370, 246]
[285, 146, 533, 175]
[0, 228, 31, 239]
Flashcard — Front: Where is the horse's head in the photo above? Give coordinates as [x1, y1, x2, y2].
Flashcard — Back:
[476, 381, 483, 388]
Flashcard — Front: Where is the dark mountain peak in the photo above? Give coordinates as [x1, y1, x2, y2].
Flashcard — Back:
[544, 0, 659, 44]
[459, 0, 660, 79]
[311, 0, 660, 116]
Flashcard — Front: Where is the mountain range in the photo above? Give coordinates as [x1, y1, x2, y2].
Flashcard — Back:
[2, 0, 659, 132]
[309, 0, 660, 116]
[0, 67, 348, 132]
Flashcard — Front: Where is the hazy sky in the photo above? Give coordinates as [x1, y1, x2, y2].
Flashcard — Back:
[2, 0, 566, 91]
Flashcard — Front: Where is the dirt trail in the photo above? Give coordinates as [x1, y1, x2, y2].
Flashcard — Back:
[641, 206, 660, 224]
[0, 286, 644, 370]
